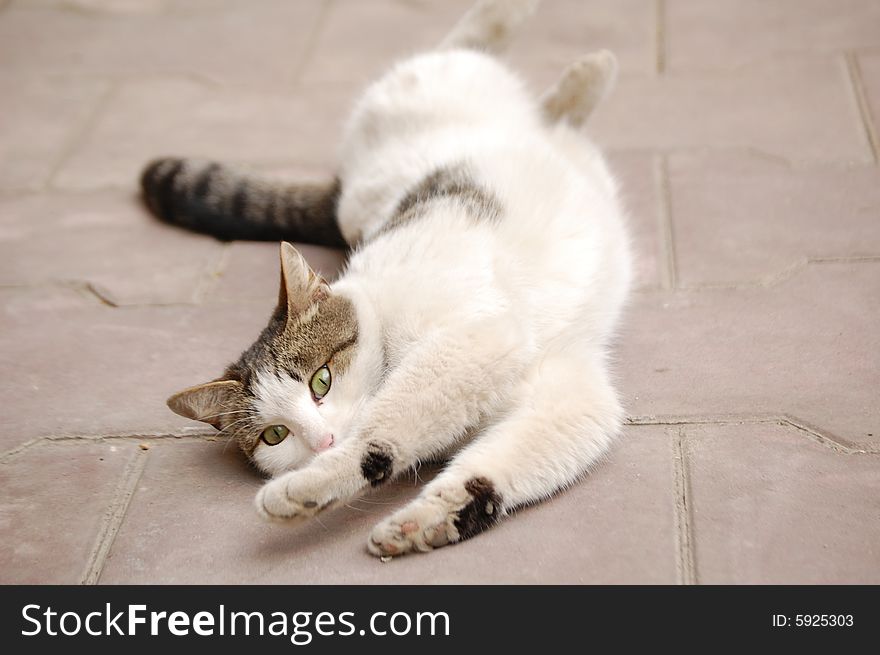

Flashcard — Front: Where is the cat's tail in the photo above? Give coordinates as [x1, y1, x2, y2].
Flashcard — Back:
[540, 50, 618, 127]
[140, 158, 347, 247]
[439, 0, 541, 54]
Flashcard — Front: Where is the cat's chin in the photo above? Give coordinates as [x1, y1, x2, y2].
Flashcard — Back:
[250, 451, 316, 479]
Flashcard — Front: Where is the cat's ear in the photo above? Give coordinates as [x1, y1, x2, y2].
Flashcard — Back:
[279, 241, 329, 318]
[167, 380, 242, 429]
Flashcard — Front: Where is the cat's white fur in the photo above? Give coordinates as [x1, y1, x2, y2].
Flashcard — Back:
[252, 0, 632, 556]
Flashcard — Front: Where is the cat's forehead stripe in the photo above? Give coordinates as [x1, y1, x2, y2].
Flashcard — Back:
[282, 295, 358, 377]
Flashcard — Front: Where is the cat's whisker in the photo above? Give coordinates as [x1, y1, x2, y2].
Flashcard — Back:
[350, 497, 399, 506]
[198, 409, 253, 421]
[344, 503, 371, 513]
[216, 416, 253, 436]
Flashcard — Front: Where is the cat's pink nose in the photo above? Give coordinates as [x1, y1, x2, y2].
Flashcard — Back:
[314, 433, 334, 452]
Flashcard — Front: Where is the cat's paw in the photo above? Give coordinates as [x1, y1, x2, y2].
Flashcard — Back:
[367, 476, 502, 557]
[368, 496, 458, 557]
[255, 469, 339, 523]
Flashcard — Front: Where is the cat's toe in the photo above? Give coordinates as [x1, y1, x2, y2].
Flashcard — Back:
[367, 507, 455, 558]
[367, 520, 417, 557]
[255, 477, 300, 522]
[256, 470, 341, 523]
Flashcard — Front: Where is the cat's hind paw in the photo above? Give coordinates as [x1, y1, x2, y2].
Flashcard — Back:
[367, 504, 456, 557]
[367, 476, 503, 558]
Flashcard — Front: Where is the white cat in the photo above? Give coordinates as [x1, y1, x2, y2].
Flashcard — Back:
[146, 0, 631, 556]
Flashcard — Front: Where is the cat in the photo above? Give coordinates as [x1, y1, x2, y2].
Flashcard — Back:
[142, 0, 631, 557]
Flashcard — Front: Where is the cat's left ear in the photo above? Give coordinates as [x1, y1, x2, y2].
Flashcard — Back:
[278, 241, 329, 318]
[167, 380, 242, 429]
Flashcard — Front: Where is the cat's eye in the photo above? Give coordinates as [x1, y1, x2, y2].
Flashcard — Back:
[310, 365, 332, 400]
[261, 424, 289, 446]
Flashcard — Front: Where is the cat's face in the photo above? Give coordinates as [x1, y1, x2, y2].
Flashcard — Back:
[167, 243, 364, 476]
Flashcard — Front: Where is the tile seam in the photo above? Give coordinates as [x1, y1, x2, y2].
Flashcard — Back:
[654, 153, 678, 289]
[844, 52, 880, 164]
[45, 80, 119, 190]
[655, 0, 666, 75]
[80, 447, 149, 585]
[672, 426, 696, 585]
[627, 414, 879, 455]
[0, 437, 44, 464]
[290, 0, 335, 90]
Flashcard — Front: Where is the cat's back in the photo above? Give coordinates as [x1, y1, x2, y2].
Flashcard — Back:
[336, 48, 548, 244]
[341, 49, 536, 155]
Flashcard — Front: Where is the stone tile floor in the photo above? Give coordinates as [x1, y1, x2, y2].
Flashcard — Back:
[1, 0, 878, 584]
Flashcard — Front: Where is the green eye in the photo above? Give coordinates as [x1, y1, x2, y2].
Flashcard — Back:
[261, 424, 289, 446]
[310, 365, 332, 399]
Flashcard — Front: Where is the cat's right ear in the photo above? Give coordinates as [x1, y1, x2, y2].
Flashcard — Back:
[166, 380, 242, 429]
[278, 241, 330, 318]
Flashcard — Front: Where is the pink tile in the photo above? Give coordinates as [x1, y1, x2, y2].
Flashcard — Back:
[0, 190, 223, 306]
[100, 426, 677, 583]
[53, 79, 351, 190]
[667, 0, 880, 71]
[0, 296, 271, 449]
[299, 0, 472, 90]
[856, 53, 880, 149]
[0, 441, 136, 583]
[607, 151, 663, 290]
[619, 261, 880, 450]
[589, 55, 871, 164]
[510, 0, 656, 86]
[667, 151, 880, 286]
[0, 1, 324, 86]
[0, 74, 109, 190]
[684, 422, 880, 583]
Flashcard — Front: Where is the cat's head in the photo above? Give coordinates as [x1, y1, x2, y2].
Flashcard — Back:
[167, 242, 366, 475]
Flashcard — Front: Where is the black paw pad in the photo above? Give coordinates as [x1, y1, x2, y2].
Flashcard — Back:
[454, 477, 502, 541]
[360, 442, 394, 487]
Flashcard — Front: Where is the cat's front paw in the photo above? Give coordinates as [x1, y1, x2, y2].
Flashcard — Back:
[255, 469, 339, 523]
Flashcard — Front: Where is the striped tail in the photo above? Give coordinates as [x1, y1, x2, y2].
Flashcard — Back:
[140, 157, 347, 248]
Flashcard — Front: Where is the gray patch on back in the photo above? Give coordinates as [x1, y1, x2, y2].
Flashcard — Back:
[371, 164, 501, 241]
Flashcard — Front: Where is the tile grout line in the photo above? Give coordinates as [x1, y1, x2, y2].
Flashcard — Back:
[79, 447, 149, 585]
[654, 153, 678, 289]
[671, 427, 697, 585]
[0, 437, 44, 465]
[289, 0, 335, 90]
[192, 241, 233, 303]
[843, 52, 880, 165]
[627, 413, 879, 455]
[778, 416, 878, 455]
[655, 0, 666, 74]
[0, 432, 223, 468]
[45, 81, 120, 190]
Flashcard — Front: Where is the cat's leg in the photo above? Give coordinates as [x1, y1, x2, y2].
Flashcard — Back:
[367, 347, 622, 556]
[540, 51, 618, 128]
[439, 0, 540, 54]
[255, 319, 526, 523]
